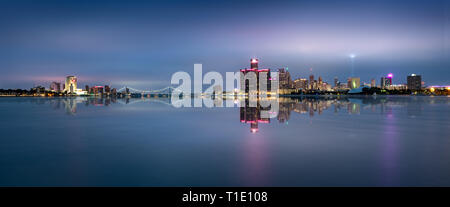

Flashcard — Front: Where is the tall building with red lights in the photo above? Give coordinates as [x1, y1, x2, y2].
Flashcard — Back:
[240, 58, 271, 95]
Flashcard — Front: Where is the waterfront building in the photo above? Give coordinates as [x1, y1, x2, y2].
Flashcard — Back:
[387, 84, 407, 90]
[91, 86, 104, 95]
[50, 82, 61, 92]
[278, 68, 293, 89]
[347, 77, 360, 89]
[239, 58, 271, 95]
[318, 76, 323, 90]
[407, 74, 422, 91]
[324, 83, 332, 91]
[64, 76, 77, 94]
[294, 78, 308, 90]
[371, 79, 376, 88]
[309, 75, 314, 90]
[381, 76, 392, 89]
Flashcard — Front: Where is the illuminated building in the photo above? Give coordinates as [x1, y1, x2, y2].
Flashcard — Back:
[387, 84, 407, 90]
[50, 82, 61, 92]
[294, 78, 308, 90]
[407, 74, 422, 90]
[347, 77, 360, 89]
[89, 86, 104, 95]
[381, 74, 392, 89]
[371, 79, 376, 88]
[309, 75, 314, 90]
[64, 76, 77, 94]
[317, 76, 323, 90]
[323, 83, 332, 91]
[386, 73, 393, 86]
[278, 68, 292, 89]
[239, 58, 271, 95]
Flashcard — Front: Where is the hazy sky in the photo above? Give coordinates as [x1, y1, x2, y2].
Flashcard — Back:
[1, 0, 449, 89]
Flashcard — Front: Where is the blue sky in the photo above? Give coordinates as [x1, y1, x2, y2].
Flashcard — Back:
[1, 0, 449, 89]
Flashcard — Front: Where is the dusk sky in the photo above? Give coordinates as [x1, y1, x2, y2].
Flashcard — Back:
[1, 0, 449, 89]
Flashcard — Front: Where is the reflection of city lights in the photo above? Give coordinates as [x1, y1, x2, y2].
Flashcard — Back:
[349, 54, 356, 58]
[251, 128, 258, 133]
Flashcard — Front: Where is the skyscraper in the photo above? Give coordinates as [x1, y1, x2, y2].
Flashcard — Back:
[371, 79, 376, 87]
[64, 76, 77, 93]
[381, 74, 392, 89]
[407, 74, 422, 90]
[240, 58, 271, 95]
[318, 76, 323, 90]
[309, 75, 314, 90]
[278, 68, 292, 89]
[386, 73, 393, 85]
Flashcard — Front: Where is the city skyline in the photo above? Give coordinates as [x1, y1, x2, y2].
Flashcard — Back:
[0, 0, 449, 89]
[0, 58, 443, 91]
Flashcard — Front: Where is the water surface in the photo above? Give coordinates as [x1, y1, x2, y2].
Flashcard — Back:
[0, 96, 449, 186]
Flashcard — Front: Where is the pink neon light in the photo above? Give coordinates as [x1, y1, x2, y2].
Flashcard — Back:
[387, 73, 393, 78]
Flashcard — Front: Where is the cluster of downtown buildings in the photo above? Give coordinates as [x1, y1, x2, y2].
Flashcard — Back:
[47, 76, 118, 96]
[0, 76, 120, 97]
[241, 58, 447, 95]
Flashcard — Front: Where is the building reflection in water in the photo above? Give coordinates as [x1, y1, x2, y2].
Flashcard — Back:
[238, 96, 437, 133]
[240, 98, 272, 133]
[47, 97, 120, 115]
[24, 96, 438, 133]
